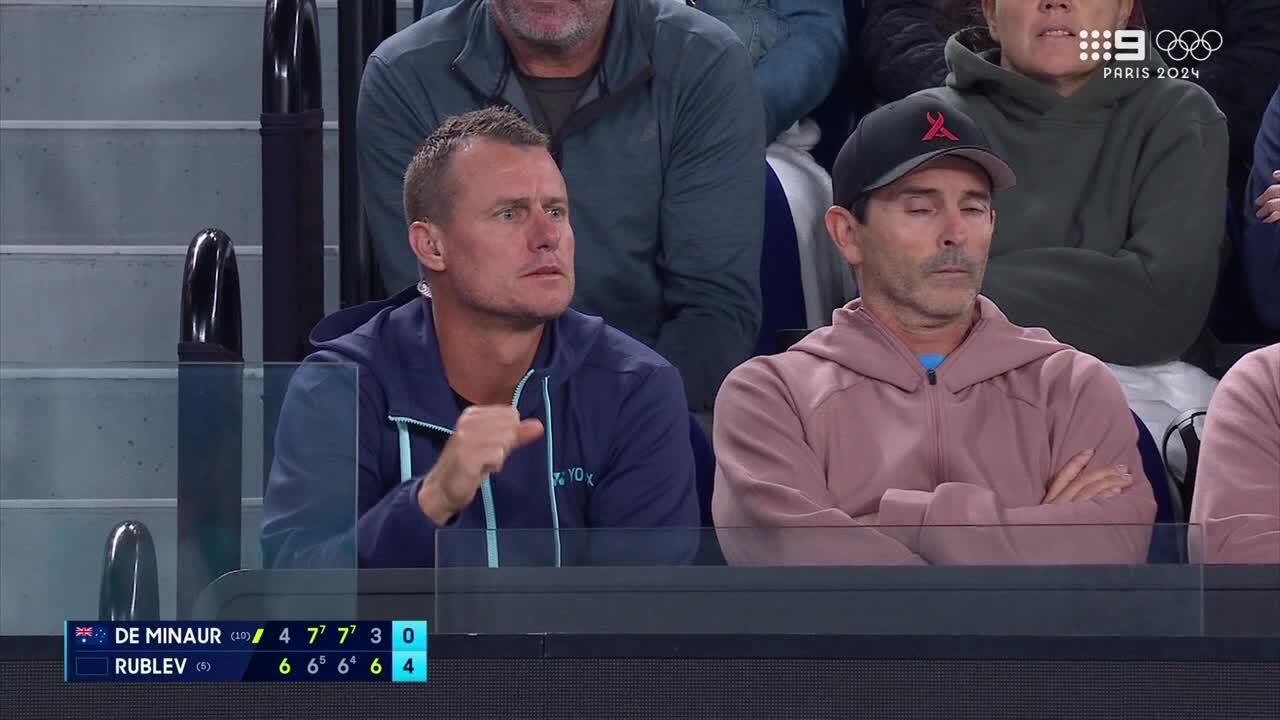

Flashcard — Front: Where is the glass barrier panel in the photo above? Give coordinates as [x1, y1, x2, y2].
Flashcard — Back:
[433, 526, 1207, 636]
[0, 362, 359, 634]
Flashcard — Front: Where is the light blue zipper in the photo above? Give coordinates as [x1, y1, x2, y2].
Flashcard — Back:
[389, 417, 453, 479]
[387, 370, 539, 570]
[390, 417, 452, 482]
[390, 415, 502, 568]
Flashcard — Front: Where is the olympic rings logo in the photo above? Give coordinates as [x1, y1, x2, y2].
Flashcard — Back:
[1153, 29, 1223, 62]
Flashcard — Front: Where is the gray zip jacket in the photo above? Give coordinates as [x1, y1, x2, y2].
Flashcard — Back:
[357, 0, 766, 410]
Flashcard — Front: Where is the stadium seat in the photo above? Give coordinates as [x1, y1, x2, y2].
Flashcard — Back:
[1136, 410, 1185, 563]
[757, 164, 808, 356]
[1162, 408, 1207, 524]
[688, 413, 726, 565]
[690, 412, 715, 529]
[775, 328, 811, 354]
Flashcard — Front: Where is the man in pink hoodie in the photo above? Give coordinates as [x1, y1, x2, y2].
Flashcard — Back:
[712, 95, 1157, 566]
[1191, 343, 1280, 565]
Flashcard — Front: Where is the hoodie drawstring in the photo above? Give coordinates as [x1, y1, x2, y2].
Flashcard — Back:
[390, 369, 561, 569]
[478, 477, 500, 569]
[392, 417, 499, 567]
[395, 421, 413, 483]
[543, 376, 562, 567]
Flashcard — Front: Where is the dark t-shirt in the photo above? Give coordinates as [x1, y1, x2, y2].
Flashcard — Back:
[517, 67, 596, 137]
[452, 389, 474, 412]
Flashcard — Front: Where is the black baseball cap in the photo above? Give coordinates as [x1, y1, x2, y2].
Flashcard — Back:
[832, 95, 1016, 209]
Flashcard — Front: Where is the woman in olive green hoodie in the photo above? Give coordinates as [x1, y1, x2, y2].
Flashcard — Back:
[912, 0, 1229, 440]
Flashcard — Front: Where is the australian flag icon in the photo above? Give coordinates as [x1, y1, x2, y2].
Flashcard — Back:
[73, 626, 109, 646]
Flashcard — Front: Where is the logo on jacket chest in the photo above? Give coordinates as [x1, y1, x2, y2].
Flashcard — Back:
[553, 466, 595, 488]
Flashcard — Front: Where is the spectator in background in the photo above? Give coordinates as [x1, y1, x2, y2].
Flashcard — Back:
[359, 0, 765, 413]
[1190, 343, 1280, 565]
[713, 97, 1155, 566]
[696, 0, 857, 327]
[264, 109, 699, 569]
[861, 0, 1280, 202]
[1243, 85, 1280, 332]
[901, 0, 1228, 444]
[696, 0, 848, 145]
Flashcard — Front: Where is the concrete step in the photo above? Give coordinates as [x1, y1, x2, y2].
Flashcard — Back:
[0, 123, 339, 247]
[0, 369, 278, 499]
[0, 502, 265, 634]
[0, 2, 382, 634]
[0, 366, 360, 634]
[0, 245, 341, 362]
[0, 1, 416, 122]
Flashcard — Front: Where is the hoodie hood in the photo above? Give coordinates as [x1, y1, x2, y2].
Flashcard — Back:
[308, 286, 606, 426]
[791, 295, 1071, 394]
[944, 33, 1167, 120]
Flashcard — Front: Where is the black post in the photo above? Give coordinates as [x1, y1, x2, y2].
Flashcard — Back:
[99, 521, 160, 621]
[176, 228, 245, 619]
[262, 0, 324, 357]
[263, 0, 326, 496]
[179, 229, 243, 357]
[339, 0, 397, 307]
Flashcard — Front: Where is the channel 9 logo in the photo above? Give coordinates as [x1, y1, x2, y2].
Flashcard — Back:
[1077, 29, 1144, 62]
[1079, 29, 1224, 64]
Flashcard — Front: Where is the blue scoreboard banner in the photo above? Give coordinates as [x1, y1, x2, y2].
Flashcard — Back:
[64, 621, 428, 683]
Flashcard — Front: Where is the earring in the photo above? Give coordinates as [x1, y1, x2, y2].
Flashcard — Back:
[416, 279, 431, 297]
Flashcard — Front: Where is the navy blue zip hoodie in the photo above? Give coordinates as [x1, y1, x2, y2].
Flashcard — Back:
[261, 288, 701, 569]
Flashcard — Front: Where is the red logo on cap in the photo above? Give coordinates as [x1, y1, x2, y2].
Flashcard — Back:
[922, 112, 959, 141]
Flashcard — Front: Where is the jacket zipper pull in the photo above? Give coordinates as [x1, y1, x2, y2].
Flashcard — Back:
[927, 369, 938, 386]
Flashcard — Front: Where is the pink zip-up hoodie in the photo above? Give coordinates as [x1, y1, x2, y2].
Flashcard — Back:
[712, 297, 1157, 565]
[1190, 343, 1280, 564]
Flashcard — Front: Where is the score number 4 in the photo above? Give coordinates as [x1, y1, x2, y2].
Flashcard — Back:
[274, 626, 326, 644]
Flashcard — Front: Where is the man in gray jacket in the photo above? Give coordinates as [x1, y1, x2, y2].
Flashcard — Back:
[357, 0, 766, 412]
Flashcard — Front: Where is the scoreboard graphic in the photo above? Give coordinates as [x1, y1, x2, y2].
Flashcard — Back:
[64, 621, 427, 683]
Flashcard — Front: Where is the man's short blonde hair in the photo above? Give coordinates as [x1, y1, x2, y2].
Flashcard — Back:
[402, 106, 550, 227]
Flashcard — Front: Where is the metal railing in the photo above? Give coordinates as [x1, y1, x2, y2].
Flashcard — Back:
[175, 228, 245, 619]
[262, 0, 325, 360]
[112, 1, 401, 622]
[261, 1, 326, 542]
[178, 229, 243, 359]
[99, 521, 159, 621]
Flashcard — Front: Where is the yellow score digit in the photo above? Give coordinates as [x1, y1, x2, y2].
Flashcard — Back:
[279, 657, 291, 675]
[306, 625, 326, 644]
[370, 657, 383, 675]
[337, 625, 356, 644]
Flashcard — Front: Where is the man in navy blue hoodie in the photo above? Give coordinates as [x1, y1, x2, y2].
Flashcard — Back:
[262, 108, 700, 569]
